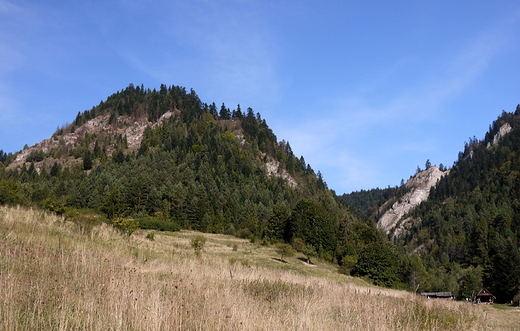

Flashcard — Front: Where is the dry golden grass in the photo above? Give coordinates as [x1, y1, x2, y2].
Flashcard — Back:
[0, 205, 514, 330]
[474, 304, 520, 331]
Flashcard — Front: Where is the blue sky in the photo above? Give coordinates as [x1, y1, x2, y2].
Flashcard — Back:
[1, 0, 520, 194]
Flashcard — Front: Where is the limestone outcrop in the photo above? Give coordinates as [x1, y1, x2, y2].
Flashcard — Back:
[377, 166, 448, 237]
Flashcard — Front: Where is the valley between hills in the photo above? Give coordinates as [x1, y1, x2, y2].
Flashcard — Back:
[2, 84, 520, 329]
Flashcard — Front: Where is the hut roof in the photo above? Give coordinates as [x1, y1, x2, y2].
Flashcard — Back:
[476, 288, 496, 299]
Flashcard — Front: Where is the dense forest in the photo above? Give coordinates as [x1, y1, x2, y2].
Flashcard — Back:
[2, 84, 520, 303]
[400, 109, 520, 303]
[0, 84, 388, 282]
[342, 108, 520, 303]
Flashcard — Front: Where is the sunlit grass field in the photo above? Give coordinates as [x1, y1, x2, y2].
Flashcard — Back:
[1, 205, 518, 330]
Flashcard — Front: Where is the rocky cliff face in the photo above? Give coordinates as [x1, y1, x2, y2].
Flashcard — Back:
[487, 122, 512, 148]
[6, 109, 298, 187]
[7, 111, 164, 172]
[377, 166, 449, 237]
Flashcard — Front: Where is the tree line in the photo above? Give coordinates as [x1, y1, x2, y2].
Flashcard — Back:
[6, 84, 516, 298]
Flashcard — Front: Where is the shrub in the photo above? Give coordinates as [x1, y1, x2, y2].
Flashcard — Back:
[300, 244, 317, 264]
[238, 228, 253, 239]
[0, 180, 23, 205]
[338, 255, 358, 275]
[64, 209, 104, 235]
[242, 279, 312, 302]
[26, 149, 45, 162]
[112, 217, 138, 236]
[40, 197, 65, 215]
[275, 243, 295, 262]
[513, 291, 520, 306]
[190, 235, 206, 252]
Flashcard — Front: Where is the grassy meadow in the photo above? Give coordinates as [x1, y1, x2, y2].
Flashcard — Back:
[1, 206, 518, 330]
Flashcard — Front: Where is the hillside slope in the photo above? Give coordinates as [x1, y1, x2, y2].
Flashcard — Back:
[0, 84, 354, 268]
[0, 205, 490, 330]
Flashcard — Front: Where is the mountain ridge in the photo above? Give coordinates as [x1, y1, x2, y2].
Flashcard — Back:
[0, 83, 348, 265]
[2, 84, 520, 302]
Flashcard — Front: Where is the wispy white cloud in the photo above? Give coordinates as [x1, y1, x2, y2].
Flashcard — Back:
[282, 10, 520, 192]
[0, 0, 19, 14]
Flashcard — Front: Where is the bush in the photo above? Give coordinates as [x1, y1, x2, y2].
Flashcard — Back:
[338, 255, 358, 275]
[26, 149, 45, 162]
[275, 243, 295, 262]
[242, 279, 312, 302]
[112, 217, 138, 236]
[64, 209, 104, 235]
[40, 197, 65, 215]
[300, 244, 317, 264]
[0, 180, 23, 205]
[513, 291, 520, 306]
[190, 235, 206, 252]
[238, 228, 253, 239]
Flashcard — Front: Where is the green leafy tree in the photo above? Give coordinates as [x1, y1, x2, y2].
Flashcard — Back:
[83, 150, 93, 170]
[406, 254, 428, 293]
[285, 199, 337, 258]
[112, 217, 138, 236]
[0, 180, 23, 205]
[266, 204, 289, 241]
[351, 241, 402, 288]
[101, 189, 127, 219]
[275, 243, 295, 262]
[300, 243, 317, 264]
[40, 197, 65, 215]
[459, 266, 483, 300]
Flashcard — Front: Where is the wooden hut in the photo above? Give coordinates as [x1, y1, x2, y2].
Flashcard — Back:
[475, 288, 495, 304]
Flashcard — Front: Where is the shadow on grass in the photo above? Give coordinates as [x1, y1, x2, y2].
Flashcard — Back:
[272, 258, 288, 264]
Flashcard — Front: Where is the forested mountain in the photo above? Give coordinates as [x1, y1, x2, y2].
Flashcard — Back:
[0, 84, 376, 270]
[2, 84, 520, 302]
[340, 184, 414, 223]
[342, 107, 520, 303]
[401, 108, 520, 303]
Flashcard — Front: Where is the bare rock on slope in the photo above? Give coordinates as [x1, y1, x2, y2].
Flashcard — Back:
[377, 166, 449, 237]
[487, 122, 512, 148]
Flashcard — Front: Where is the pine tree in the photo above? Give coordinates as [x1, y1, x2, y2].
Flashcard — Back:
[83, 150, 93, 170]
